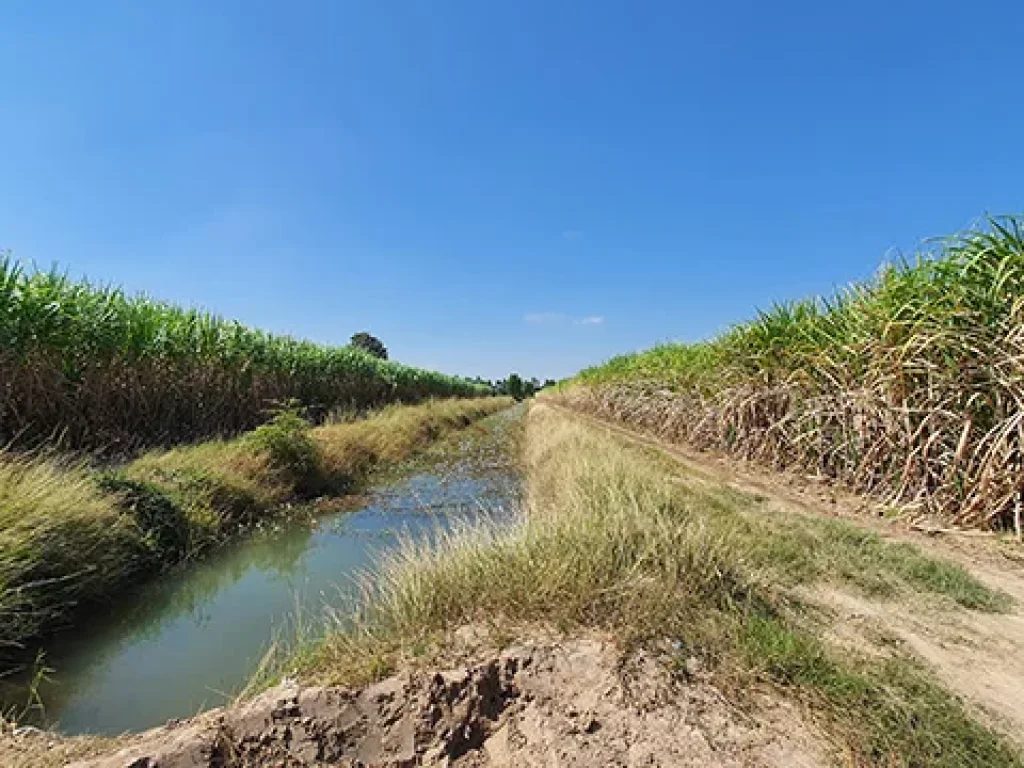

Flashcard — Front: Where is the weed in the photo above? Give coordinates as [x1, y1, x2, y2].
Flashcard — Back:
[248, 401, 322, 494]
[95, 474, 189, 561]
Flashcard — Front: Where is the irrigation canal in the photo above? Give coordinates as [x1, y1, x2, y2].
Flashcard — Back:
[1, 406, 523, 735]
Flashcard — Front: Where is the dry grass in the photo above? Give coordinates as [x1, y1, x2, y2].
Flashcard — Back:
[0, 456, 150, 664]
[299, 404, 1018, 767]
[0, 397, 510, 671]
[0, 719, 117, 768]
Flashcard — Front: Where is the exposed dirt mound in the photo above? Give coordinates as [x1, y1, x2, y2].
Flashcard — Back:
[64, 638, 826, 768]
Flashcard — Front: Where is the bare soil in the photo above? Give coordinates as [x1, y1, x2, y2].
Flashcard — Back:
[7, 637, 826, 768]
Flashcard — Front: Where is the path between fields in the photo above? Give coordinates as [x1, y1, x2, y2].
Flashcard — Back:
[547, 402, 1024, 746]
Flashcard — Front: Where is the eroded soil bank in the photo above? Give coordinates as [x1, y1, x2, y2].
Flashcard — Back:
[54, 636, 826, 768]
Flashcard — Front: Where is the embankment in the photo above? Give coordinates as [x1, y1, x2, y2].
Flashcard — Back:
[554, 217, 1024, 530]
[0, 397, 510, 671]
[295, 404, 1018, 766]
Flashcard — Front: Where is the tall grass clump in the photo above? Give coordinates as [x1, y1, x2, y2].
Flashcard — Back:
[557, 217, 1024, 529]
[0, 257, 491, 452]
[0, 454, 151, 661]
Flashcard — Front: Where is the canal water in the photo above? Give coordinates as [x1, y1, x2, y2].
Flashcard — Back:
[3, 407, 522, 735]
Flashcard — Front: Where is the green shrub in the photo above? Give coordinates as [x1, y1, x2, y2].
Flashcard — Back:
[95, 474, 190, 562]
[249, 402, 322, 492]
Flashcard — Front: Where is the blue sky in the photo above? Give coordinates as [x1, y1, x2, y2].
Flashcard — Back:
[2, 1, 1022, 381]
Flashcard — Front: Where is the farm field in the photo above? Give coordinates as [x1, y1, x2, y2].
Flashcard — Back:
[0, 259, 491, 453]
[555, 219, 1024, 532]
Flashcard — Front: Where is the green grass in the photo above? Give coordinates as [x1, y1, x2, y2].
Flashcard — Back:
[556, 216, 1024, 529]
[297, 404, 1018, 767]
[627, 461, 1008, 611]
[733, 500, 1009, 611]
[738, 615, 1017, 768]
[0, 256, 492, 452]
[0, 397, 511, 670]
[797, 519, 1009, 610]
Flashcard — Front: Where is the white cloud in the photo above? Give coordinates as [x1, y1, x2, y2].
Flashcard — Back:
[524, 312, 605, 327]
[523, 312, 566, 325]
[562, 230, 585, 241]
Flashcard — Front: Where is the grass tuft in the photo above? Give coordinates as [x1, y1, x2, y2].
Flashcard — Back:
[739, 615, 1018, 768]
[0, 455, 149, 660]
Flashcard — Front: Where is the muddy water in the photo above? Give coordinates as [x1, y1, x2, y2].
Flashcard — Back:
[4, 407, 522, 736]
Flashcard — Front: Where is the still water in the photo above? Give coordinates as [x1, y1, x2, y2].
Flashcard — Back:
[6, 407, 521, 735]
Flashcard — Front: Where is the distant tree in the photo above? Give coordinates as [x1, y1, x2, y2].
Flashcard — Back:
[492, 374, 558, 398]
[350, 332, 388, 360]
[505, 373, 525, 400]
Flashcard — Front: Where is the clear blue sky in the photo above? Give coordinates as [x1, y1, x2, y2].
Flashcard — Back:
[2, 1, 1022, 381]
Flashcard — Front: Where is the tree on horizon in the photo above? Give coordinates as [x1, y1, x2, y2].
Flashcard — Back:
[350, 332, 388, 360]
